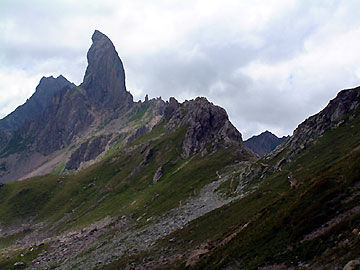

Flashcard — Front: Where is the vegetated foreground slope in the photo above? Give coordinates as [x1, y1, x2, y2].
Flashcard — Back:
[92, 87, 359, 270]
[0, 87, 359, 269]
[0, 96, 255, 269]
[179, 87, 360, 270]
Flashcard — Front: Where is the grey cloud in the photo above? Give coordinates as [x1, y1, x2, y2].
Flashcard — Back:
[123, 1, 360, 139]
[126, 39, 257, 97]
[124, 21, 313, 138]
[1, 0, 360, 139]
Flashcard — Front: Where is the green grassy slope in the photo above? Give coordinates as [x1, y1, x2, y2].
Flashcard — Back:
[0, 120, 250, 235]
[99, 106, 360, 270]
[167, 108, 360, 269]
[1, 93, 358, 269]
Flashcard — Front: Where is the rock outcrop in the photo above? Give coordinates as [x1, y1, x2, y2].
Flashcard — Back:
[65, 135, 112, 170]
[164, 97, 180, 119]
[165, 97, 254, 158]
[153, 166, 163, 184]
[0, 31, 136, 181]
[82, 30, 133, 109]
[289, 88, 360, 147]
[2, 30, 134, 159]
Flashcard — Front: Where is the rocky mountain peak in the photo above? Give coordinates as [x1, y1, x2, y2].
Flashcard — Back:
[34, 75, 75, 108]
[244, 130, 287, 157]
[0, 75, 74, 131]
[82, 30, 133, 109]
[92, 29, 109, 42]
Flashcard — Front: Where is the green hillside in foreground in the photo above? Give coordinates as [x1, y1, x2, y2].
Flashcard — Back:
[0, 114, 253, 269]
[190, 107, 360, 269]
[1, 30, 359, 269]
[98, 102, 360, 270]
[0, 90, 359, 270]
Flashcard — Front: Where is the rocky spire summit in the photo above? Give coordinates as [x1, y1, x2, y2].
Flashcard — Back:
[82, 30, 133, 108]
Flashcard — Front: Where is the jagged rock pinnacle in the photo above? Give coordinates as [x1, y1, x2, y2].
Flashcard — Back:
[82, 30, 133, 108]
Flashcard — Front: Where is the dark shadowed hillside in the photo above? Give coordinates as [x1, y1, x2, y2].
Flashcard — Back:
[244, 130, 288, 156]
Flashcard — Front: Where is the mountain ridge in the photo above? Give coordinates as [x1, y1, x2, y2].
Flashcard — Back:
[0, 30, 253, 182]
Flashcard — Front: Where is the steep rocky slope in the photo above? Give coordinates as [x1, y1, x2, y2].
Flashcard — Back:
[244, 130, 287, 157]
[0, 95, 255, 269]
[267, 87, 360, 169]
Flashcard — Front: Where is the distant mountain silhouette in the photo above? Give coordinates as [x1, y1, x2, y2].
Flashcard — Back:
[244, 130, 287, 156]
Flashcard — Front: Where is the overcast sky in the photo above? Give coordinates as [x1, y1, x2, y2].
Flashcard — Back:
[1, 0, 360, 139]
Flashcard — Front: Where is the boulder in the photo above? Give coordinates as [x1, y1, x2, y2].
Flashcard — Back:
[14, 262, 25, 268]
[153, 166, 163, 184]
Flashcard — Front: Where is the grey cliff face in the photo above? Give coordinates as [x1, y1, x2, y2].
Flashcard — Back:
[0, 30, 137, 181]
[30, 88, 95, 156]
[82, 30, 133, 109]
[33, 75, 75, 110]
[65, 135, 112, 170]
[0, 131, 10, 153]
[26, 30, 136, 156]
